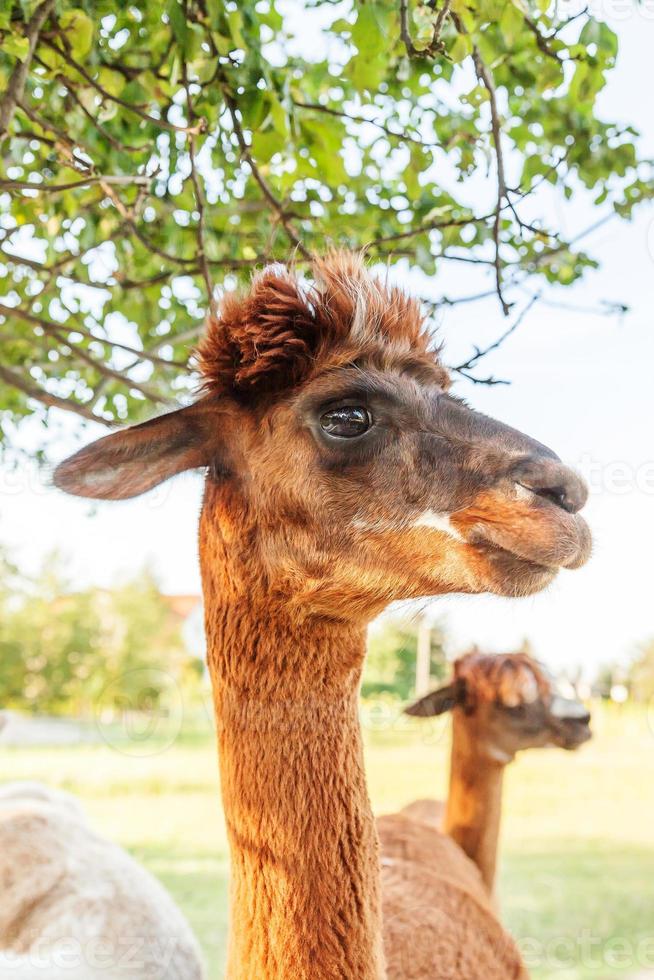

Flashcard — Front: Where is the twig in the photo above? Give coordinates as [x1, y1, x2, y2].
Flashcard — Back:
[0, 363, 107, 424]
[436, 287, 501, 307]
[1, 175, 150, 194]
[369, 211, 481, 247]
[41, 36, 205, 135]
[433, 0, 453, 42]
[451, 368, 509, 386]
[551, 6, 589, 37]
[399, 0, 418, 56]
[221, 82, 312, 260]
[538, 297, 628, 317]
[96, 178, 202, 267]
[453, 293, 541, 373]
[0, 0, 56, 138]
[52, 74, 147, 154]
[292, 99, 442, 150]
[181, 56, 215, 315]
[7, 128, 55, 147]
[523, 15, 562, 62]
[400, 0, 451, 58]
[472, 46, 511, 315]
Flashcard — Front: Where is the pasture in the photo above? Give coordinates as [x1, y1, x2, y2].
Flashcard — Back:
[1, 700, 652, 980]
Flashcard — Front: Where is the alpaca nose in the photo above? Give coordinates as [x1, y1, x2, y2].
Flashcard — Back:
[511, 457, 588, 514]
[550, 696, 591, 724]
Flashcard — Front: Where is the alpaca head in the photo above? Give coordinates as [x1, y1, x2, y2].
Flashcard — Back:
[405, 650, 592, 762]
[54, 253, 590, 620]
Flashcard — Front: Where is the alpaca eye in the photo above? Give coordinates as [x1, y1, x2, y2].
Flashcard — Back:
[320, 407, 372, 438]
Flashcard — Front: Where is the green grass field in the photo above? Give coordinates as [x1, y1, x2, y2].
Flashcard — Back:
[1, 700, 652, 979]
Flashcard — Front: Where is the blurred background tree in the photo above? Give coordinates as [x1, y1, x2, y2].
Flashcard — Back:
[628, 641, 654, 702]
[0, 0, 651, 446]
[363, 617, 447, 700]
[0, 552, 201, 715]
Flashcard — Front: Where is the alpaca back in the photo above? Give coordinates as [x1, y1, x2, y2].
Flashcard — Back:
[378, 814, 527, 980]
[0, 784, 205, 980]
[397, 798, 444, 830]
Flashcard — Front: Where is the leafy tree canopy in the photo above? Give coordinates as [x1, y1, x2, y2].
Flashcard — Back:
[0, 0, 651, 446]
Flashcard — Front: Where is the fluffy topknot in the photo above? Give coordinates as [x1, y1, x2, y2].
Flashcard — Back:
[195, 252, 434, 399]
[454, 651, 551, 710]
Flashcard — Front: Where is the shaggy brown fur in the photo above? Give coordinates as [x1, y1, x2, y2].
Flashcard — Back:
[196, 253, 439, 399]
[379, 814, 528, 980]
[403, 651, 591, 893]
[54, 253, 591, 979]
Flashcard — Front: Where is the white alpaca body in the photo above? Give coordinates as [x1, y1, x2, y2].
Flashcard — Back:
[0, 783, 205, 980]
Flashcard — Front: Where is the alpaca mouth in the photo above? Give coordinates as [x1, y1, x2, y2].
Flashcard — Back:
[473, 541, 558, 597]
[457, 490, 592, 582]
[552, 718, 593, 750]
[480, 514, 590, 569]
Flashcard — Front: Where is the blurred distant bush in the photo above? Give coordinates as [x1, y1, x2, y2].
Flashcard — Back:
[628, 641, 654, 702]
[0, 550, 203, 715]
[362, 617, 446, 701]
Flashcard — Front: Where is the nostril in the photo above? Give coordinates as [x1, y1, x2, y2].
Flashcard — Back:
[512, 458, 588, 514]
[519, 482, 576, 514]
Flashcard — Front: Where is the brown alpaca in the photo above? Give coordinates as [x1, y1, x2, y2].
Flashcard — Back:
[379, 653, 590, 978]
[401, 651, 592, 893]
[54, 254, 590, 979]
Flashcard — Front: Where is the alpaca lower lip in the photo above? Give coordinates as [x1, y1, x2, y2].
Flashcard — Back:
[470, 510, 592, 572]
[481, 543, 554, 575]
[473, 542, 558, 597]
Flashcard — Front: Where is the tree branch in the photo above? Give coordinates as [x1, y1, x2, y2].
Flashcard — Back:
[472, 46, 511, 316]
[0, 303, 171, 403]
[432, 0, 453, 43]
[1, 175, 150, 194]
[399, 0, 418, 57]
[221, 82, 312, 260]
[0, 364, 107, 424]
[523, 15, 562, 62]
[41, 36, 205, 135]
[292, 99, 442, 150]
[452, 293, 540, 373]
[0, 0, 55, 138]
[182, 56, 215, 315]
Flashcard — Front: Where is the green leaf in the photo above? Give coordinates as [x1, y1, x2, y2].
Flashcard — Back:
[270, 96, 290, 139]
[166, 0, 189, 50]
[59, 9, 95, 60]
[97, 68, 125, 98]
[227, 9, 246, 49]
[206, 0, 223, 30]
[449, 32, 472, 64]
[499, 4, 523, 47]
[1, 35, 30, 62]
[251, 128, 286, 162]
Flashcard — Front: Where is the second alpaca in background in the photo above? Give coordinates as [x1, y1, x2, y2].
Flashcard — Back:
[401, 650, 592, 893]
[378, 652, 591, 978]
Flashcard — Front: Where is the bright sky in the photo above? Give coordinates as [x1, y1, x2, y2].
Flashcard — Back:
[1, 6, 652, 678]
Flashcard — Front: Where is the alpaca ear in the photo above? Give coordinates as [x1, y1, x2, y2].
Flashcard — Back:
[404, 680, 463, 717]
[53, 400, 220, 500]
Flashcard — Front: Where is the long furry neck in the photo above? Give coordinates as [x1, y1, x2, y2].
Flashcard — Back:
[199, 487, 384, 979]
[444, 713, 505, 895]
